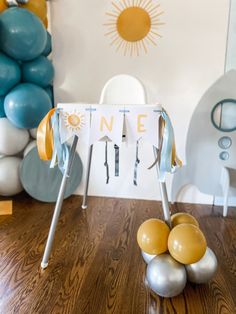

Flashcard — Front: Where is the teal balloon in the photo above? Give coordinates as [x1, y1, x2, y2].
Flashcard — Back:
[42, 32, 52, 57]
[0, 52, 21, 96]
[44, 85, 54, 105]
[4, 83, 52, 129]
[22, 56, 54, 87]
[0, 97, 6, 118]
[0, 8, 47, 61]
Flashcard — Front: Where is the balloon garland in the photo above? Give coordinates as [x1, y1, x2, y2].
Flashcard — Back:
[137, 213, 218, 298]
[0, 0, 54, 196]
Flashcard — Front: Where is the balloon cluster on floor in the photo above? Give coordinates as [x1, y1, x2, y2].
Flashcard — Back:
[137, 213, 218, 298]
[0, 1, 53, 196]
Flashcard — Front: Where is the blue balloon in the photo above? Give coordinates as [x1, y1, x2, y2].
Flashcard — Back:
[0, 96, 6, 118]
[22, 56, 54, 87]
[4, 83, 52, 129]
[20, 147, 83, 203]
[44, 85, 54, 105]
[0, 8, 47, 61]
[0, 52, 21, 96]
[42, 32, 52, 57]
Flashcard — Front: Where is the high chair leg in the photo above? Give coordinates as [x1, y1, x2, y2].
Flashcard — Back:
[82, 145, 94, 209]
[41, 136, 78, 269]
[153, 146, 172, 228]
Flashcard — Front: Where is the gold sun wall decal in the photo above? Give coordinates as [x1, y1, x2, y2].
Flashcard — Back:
[104, 0, 164, 56]
[62, 111, 85, 132]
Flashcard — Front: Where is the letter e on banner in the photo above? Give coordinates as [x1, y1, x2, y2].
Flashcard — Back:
[125, 105, 160, 147]
[137, 114, 147, 132]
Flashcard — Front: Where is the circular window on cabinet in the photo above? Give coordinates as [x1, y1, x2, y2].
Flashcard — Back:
[211, 99, 236, 132]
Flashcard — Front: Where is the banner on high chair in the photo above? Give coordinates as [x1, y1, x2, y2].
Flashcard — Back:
[57, 103, 162, 147]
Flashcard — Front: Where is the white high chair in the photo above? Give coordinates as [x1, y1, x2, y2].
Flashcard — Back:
[100, 74, 147, 105]
[41, 74, 171, 269]
[82, 74, 170, 220]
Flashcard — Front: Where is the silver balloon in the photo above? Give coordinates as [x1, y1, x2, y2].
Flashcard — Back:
[146, 254, 187, 298]
[185, 247, 218, 284]
[141, 251, 156, 264]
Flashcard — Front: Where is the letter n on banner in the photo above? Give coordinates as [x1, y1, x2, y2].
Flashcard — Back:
[125, 105, 161, 147]
[100, 116, 114, 132]
[89, 105, 124, 146]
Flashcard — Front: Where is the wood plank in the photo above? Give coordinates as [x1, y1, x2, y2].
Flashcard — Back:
[0, 193, 235, 314]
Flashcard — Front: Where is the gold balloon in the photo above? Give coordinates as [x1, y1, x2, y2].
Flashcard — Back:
[0, 0, 8, 13]
[171, 212, 199, 228]
[137, 218, 170, 255]
[168, 224, 207, 265]
[19, 0, 47, 23]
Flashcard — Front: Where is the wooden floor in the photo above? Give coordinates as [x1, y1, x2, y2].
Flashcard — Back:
[0, 194, 235, 314]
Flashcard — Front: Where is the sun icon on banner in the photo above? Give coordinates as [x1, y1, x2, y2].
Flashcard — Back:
[104, 0, 164, 56]
[62, 111, 85, 132]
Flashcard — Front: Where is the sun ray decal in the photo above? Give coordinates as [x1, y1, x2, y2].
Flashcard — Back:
[104, 0, 164, 56]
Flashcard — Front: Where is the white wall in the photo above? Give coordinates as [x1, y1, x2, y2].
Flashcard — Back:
[50, 0, 229, 204]
[226, 0, 236, 72]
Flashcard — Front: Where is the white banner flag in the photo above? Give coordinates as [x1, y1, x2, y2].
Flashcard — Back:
[89, 105, 124, 146]
[58, 103, 90, 144]
[125, 105, 161, 147]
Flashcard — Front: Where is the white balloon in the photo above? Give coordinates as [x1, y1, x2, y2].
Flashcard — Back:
[30, 128, 37, 139]
[6, 0, 18, 7]
[23, 140, 37, 157]
[0, 118, 29, 155]
[0, 157, 23, 196]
